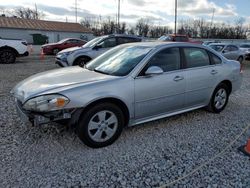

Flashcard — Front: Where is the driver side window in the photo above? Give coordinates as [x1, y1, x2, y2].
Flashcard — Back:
[99, 38, 116, 48]
[146, 48, 180, 73]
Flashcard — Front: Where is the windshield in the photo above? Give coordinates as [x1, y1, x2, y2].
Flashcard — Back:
[209, 45, 225, 52]
[86, 45, 152, 76]
[58, 39, 69, 44]
[83, 36, 106, 48]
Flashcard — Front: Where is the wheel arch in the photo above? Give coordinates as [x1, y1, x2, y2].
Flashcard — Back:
[80, 97, 130, 127]
[0, 46, 18, 56]
[73, 55, 92, 65]
[220, 80, 232, 94]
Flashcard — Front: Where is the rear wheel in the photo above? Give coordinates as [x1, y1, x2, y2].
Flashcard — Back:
[0, 49, 16, 64]
[73, 57, 91, 67]
[207, 83, 229, 113]
[76, 103, 124, 148]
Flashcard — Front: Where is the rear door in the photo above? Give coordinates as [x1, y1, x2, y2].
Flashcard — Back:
[182, 47, 219, 107]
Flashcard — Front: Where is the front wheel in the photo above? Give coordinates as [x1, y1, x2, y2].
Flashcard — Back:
[53, 48, 59, 55]
[73, 57, 91, 67]
[206, 83, 229, 113]
[76, 103, 124, 148]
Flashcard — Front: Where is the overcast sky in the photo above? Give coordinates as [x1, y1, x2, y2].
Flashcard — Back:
[0, 0, 250, 28]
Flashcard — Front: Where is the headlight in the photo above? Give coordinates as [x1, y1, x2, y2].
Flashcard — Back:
[59, 51, 73, 57]
[23, 94, 69, 112]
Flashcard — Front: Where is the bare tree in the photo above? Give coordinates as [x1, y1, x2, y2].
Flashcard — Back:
[135, 18, 150, 37]
[13, 7, 44, 19]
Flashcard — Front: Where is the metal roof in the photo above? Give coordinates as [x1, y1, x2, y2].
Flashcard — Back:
[0, 16, 92, 33]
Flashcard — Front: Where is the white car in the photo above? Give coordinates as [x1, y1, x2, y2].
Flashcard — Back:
[55, 34, 142, 67]
[0, 37, 29, 64]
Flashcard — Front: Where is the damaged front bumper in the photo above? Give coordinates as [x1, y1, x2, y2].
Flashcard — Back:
[15, 99, 73, 126]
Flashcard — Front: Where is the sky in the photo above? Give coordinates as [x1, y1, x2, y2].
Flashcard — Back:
[0, 0, 250, 28]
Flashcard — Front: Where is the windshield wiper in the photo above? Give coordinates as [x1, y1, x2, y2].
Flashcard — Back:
[94, 68, 110, 75]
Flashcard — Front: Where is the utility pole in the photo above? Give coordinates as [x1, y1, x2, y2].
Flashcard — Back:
[174, 0, 177, 34]
[209, 8, 215, 38]
[75, 0, 78, 23]
[35, 3, 38, 19]
[117, 0, 121, 33]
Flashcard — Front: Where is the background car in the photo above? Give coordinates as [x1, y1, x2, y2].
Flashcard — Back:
[158, 34, 203, 44]
[208, 43, 245, 63]
[55, 34, 142, 67]
[12, 42, 242, 148]
[239, 43, 250, 61]
[0, 37, 29, 64]
[202, 41, 220, 46]
[41, 38, 87, 55]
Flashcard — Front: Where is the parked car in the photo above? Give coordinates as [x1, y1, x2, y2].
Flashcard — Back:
[239, 43, 250, 61]
[55, 34, 142, 67]
[208, 43, 245, 63]
[158, 34, 203, 44]
[0, 37, 29, 64]
[41, 38, 87, 55]
[202, 41, 220, 46]
[12, 42, 242, 148]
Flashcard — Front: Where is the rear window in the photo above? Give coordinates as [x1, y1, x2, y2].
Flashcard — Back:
[183, 48, 210, 68]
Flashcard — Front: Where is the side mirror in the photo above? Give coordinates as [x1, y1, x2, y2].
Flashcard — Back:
[93, 44, 102, 50]
[145, 66, 164, 76]
[222, 49, 229, 53]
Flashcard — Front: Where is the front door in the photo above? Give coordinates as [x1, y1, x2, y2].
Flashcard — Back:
[92, 37, 117, 58]
[134, 47, 185, 120]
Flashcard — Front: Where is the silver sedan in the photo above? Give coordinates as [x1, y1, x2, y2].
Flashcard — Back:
[12, 42, 242, 148]
[208, 43, 245, 63]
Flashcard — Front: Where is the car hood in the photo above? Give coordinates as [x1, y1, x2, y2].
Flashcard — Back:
[58, 46, 91, 54]
[11, 67, 116, 103]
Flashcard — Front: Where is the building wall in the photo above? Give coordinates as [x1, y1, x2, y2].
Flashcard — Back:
[0, 28, 94, 43]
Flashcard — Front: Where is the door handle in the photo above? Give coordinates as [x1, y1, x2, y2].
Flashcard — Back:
[173, 76, 184, 81]
[211, 70, 218, 75]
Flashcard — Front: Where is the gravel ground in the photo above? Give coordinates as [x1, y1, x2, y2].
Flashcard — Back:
[0, 55, 250, 188]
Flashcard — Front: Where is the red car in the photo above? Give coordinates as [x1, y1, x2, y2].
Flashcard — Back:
[41, 38, 87, 55]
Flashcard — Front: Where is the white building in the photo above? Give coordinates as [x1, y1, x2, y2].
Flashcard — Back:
[0, 16, 93, 44]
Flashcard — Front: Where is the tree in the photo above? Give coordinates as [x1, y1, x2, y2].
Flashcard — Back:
[14, 7, 44, 20]
[135, 18, 150, 37]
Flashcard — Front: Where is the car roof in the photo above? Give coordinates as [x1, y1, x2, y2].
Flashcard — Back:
[209, 43, 238, 46]
[103, 34, 142, 39]
[120, 41, 205, 48]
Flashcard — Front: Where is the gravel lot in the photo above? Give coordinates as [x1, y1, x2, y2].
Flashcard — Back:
[0, 53, 250, 187]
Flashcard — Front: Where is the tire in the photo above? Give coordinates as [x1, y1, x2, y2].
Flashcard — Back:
[206, 83, 229, 113]
[73, 57, 91, 67]
[0, 49, 16, 64]
[238, 56, 243, 64]
[76, 102, 124, 148]
[53, 48, 59, 55]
